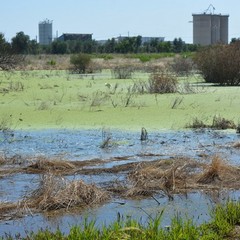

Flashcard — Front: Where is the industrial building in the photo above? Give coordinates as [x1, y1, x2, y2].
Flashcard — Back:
[192, 13, 229, 46]
[38, 19, 53, 45]
[58, 33, 92, 42]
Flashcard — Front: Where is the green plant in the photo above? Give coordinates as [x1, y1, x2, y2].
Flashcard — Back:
[70, 53, 91, 74]
[47, 59, 56, 66]
[112, 65, 134, 79]
[186, 117, 207, 129]
[171, 97, 184, 109]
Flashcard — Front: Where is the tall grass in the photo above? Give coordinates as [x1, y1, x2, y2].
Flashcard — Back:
[4, 201, 240, 239]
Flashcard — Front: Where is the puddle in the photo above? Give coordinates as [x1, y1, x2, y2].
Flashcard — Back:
[0, 128, 240, 237]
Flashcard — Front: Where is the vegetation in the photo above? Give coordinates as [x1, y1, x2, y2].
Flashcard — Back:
[0, 32, 199, 55]
[148, 71, 178, 94]
[69, 53, 91, 73]
[187, 115, 236, 130]
[2, 201, 240, 239]
[194, 41, 240, 86]
[0, 33, 23, 70]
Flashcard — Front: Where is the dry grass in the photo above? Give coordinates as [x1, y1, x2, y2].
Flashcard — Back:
[197, 156, 225, 184]
[1, 155, 240, 220]
[127, 156, 240, 197]
[0, 202, 21, 220]
[232, 142, 240, 148]
[27, 157, 75, 173]
[0, 155, 5, 165]
[25, 174, 109, 211]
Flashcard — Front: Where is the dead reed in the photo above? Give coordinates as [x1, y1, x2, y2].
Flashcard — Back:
[26, 174, 109, 211]
[27, 157, 75, 174]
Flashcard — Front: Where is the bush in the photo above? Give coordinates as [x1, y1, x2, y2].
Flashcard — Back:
[170, 56, 194, 76]
[148, 71, 178, 94]
[70, 54, 91, 74]
[112, 65, 134, 79]
[194, 42, 240, 86]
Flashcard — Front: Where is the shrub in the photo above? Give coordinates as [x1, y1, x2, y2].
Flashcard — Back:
[70, 54, 91, 74]
[170, 56, 194, 76]
[112, 65, 134, 79]
[194, 42, 240, 86]
[148, 71, 178, 94]
[212, 115, 236, 130]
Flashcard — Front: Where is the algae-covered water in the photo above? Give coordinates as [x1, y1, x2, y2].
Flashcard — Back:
[0, 129, 240, 237]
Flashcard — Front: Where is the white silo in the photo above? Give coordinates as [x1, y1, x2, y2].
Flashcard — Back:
[38, 19, 53, 45]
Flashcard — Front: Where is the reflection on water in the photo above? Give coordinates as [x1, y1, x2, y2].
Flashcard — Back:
[0, 129, 240, 237]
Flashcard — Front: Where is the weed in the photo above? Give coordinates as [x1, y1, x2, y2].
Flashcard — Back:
[186, 117, 207, 129]
[212, 115, 236, 130]
[100, 128, 112, 149]
[171, 97, 184, 109]
[112, 65, 134, 79]
[10, 201, 240, 239]
[90, 91, 109, 109]
[236, 123, 240, 134]
[46, 59, 56, 66]
[37, 101, 50, 110]
[8, 81, 24, 92]
[186, 115, 236, 130]
[0, 115, 13, 131]
[148, 71, 178, 94]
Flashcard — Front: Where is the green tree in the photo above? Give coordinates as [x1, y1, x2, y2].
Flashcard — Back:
[173, 38, 184, 53]
[11, 31, 30, 54]
[0, 33, 23, 70]
[51, 41, 67, 54]
[194, 42, 240, 86]
[70, 53, 91, 73]
[28, 40, 39, 54]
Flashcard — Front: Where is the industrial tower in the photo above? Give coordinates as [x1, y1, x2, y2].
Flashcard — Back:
[38, 19, 53, 45]
[192, 5, 229, 46]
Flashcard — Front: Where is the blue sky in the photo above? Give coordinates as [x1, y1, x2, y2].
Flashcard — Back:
[1, 0, 240, 43]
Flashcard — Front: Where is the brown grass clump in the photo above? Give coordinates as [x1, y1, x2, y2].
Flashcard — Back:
[27, 174, 109, 211]
[27, 157, 75, 173]
[0, 155, 6, 165]
[127, 156, 240, 197]
[0, 202, 21, 220]
[197, 156, 230, 184]
[127, 158, 195, 197]
[232, 142, 240, 148]
[212, 115, 236, 130]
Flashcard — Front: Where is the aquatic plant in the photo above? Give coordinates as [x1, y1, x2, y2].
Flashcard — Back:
[4, 201, 240, 239]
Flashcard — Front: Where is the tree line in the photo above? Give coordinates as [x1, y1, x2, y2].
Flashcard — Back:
[0, 31, 199, 55]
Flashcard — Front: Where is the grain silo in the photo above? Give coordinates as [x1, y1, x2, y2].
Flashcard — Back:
[38, 19, 53, 45]
[192, 12, 229, 46]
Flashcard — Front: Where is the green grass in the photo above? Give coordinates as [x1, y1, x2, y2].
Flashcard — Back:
[3, 201, 240, 239]
[0, 70, 240, 131]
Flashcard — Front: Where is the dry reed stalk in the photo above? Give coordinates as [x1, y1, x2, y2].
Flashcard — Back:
[232, 142, 240, 148]
[197, 156, 226, 184]
[0, 155, 6, 165]
[27, 157, 75, 173]
[0, 202, 22, 220]
[27, 174, 109, 211]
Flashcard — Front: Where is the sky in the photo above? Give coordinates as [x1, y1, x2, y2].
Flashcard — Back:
[1, 0, 240, 43]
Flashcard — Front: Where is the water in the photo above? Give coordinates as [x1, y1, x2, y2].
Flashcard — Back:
[0, 128, 240, 237]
